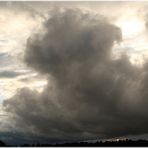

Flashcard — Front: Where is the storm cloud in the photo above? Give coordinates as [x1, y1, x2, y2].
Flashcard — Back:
[3, 8, 148, 141]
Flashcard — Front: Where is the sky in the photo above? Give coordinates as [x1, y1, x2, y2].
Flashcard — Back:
[1, 1, 148, 145]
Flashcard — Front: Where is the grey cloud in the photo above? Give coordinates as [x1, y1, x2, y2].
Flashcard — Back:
[0, 1, 45, 20]
[145, 15, 148, 29]
[18, 74, 43, 82]
[0, 70, 28, 78]
[3, 8, 148, 141]
[10, 2, 46, 19]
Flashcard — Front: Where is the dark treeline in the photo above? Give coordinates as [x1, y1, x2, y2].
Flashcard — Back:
[2, 139, 148, 147]
[21, 140, 148, 147]
[0, 140, 6, 146]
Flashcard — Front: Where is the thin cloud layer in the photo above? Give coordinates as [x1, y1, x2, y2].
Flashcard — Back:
[3, 8, 148, 141]
[0, 70, 28, 78]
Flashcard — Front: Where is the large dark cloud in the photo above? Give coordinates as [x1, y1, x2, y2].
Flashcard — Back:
[3, 8, 148, 141]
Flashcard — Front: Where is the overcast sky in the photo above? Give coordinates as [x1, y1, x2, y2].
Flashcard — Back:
[1, 1, 148, 145]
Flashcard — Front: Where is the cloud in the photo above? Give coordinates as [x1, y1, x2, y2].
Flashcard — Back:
[0, 70, 28, 79]
[0, 2, 45, 20]
[145, 14, 148, 29]
[3, 8, 148, 142]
